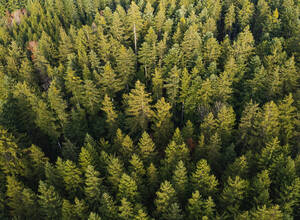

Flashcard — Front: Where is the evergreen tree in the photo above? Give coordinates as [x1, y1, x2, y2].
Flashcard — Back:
[118, 173, 140, 203]
[172, 160, 189, 203]
[138, 132, 156, 163]
[101, 94, 118, 136]
[124, 81, 153, 134]
[38, 180, 62, 219]
[84, 165, 102, 206]
[88, 212, 102, 220]
[251, 205, 283, 220]
[99, 192, 118, 219]
[152, 97, 174, 147]
[129, 153, 146, 186]
[6, 176, 38, 218]
[107, 155, 124, 191]
[164, 66, 180, 106]
[97, 62, 123, 98]
[155, 181, 180, 219]
[152, 68, 164, 100]
[118, 197, 134, 220]
[191, 159, 218, 198]
[56, 158, 83, 197]
[251, 170, 271, 207]
[0, 129, 25, 176]
[48, 79, 68, 126]
[221, 176, 249, 218]
[278, 94, 298, 144]
[187, 190, 216, 220]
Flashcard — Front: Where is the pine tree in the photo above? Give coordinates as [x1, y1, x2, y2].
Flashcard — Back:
[101, 94, 118, 136]
[200, 112, 217, 143]
[134, 209, 151, 220]
[99, 192, 118, 219]
[278, 94, 298, 144]
[129, 153, 146, 186]
[203, 36, 221, 65]
[88, 212, 102, 220]
[221, 176, 249, 218]
[163, 140, 189, 177]
[152, 68, 164, 100]
[224, 155, 249, 181]
[182, 120, 194, 141]
[164, 66, 180, 105]
[138, 27, 157, 80]
[79, 147, 95, 171]
[187, 190, 216, 220]
[172, 160, 189, 203]
[239, 100, 261, 151]
[115, 45, 135, 87]
[138, 132, 156, 163]
[120, 135, 134, 160]
[118, 197, 134, 220]
[84, 165, 102, 206]
[216, 105, 235, 144]
[237, 0, 254, 30]
[48, 79, 68, 126]
[260, 101, 280, 143]
[191, 159, 218, 198]
[97, 62, 123, 98]
[172, 128, 184, 146]
[251, 205, 283, 220]
[251, 170, 271, 207]
[163, 202, 184, 220]
[152, 97, 174, 147]
[13, 82, 60, 140]
[38, 180, 62, 219]
[126, 1, 143, 53]
[118, 173, 140, 203]
[56, 158, 83, 197]
[233, 26, 254, 66]
[155, 181, 179, 219]
[0, 129, 25, 176]
[107, 155, 124, 191]
[124, 81, 153, 133]
[181, 24, 201, 68]
[225, 4, 235, 36]
[81, 79, 101, 114]
[23, 144, 49, 180]
[179, 68, 192, 112]
[147, 162, 159, 195]
[6, 176, 38, 218]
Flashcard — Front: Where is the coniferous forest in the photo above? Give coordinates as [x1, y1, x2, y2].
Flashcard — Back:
[0, 0, 299, 219]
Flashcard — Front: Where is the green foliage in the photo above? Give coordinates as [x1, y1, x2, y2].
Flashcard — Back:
[38, 180, 62, 219]
[221, 176, 249, 218]
[187, 190, 215, 220]
[0, 0, 299, 219]
[124, 81, 153, 134]
[191, 159, 218, 198]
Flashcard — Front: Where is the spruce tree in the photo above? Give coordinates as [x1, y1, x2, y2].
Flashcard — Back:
[84, 165, 102, 206]
[138, 132, 156, 163]
[38, 180, 62, 219]
[124, 81, 153, 134]
[172, 160, 189, 203]
[221, 176, 249, 218]
[191, 159, 218, 198]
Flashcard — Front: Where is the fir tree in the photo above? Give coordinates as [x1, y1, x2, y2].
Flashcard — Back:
[138, 131, 156, 163]
[124, 81, 153, 134]
[172, 160, 189, 203]
[38, 180, 62, 219]
[191, 159, 218, 198]
[84, 165, 102, 206]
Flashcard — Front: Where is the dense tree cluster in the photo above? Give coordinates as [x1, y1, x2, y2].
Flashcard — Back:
[0, 0, 299, 219]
